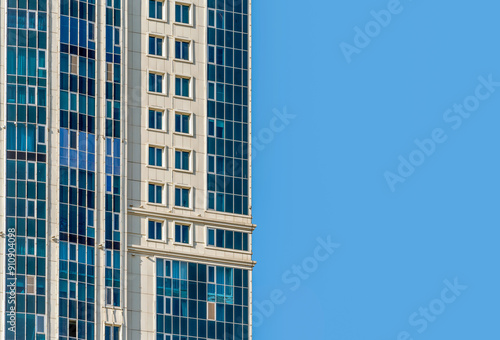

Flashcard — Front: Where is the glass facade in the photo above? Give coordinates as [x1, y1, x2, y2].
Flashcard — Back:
[5, 0, 48, 338]
[207, 0, 250, 215]
[207, 229, 249, 252]
[58, 0, 98, 337]
[156, 259, 250, 340]
[104, 0, 123, 309]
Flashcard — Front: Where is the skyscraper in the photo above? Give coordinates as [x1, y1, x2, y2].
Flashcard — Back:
[0, 0, 254, 338]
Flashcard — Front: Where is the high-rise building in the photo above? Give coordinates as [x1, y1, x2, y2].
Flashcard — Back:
[0, 0, 254, 338]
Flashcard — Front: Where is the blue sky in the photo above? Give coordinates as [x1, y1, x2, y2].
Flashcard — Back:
[251, 0, 500, 339]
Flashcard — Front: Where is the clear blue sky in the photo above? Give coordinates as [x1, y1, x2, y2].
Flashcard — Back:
[251, 0, 500, 339]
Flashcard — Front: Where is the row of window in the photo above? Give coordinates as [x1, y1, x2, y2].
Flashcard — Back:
[149, 110, 191, 134]
[149, 147, 191, 171]
[148, 73, 193, 98]
[147, 221, 251, 251]
[149, 36, 191, 62]
[149, 1, 192, 25]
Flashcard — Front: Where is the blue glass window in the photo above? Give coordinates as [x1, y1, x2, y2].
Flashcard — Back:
[175, 224, 190, 244]
[175, 76, 190, 97]
[175, 187, 190, 208]
[149, 109, 163, 130]
[149, 184, 163, 204]
[175, 40, 190, 60]
[174, 113, 190, 134]
[149, 73, 163, 93]
[174, 150, 190, 171]
[148, 220, 163, 240]
[175, 3, 190, 24]
[149, 36, 163, 56]
[148, 146, 163, 167]
[149, 0, 164, 20]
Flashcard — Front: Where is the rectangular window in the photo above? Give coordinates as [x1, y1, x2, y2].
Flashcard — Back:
[175, 3, 191, 24]
[207, 228, 215, 246]
[105, 325, 120, 340]
[148, 220, 163, 240]
[175, 187, 190, 208]
[149, 36, 164, 56]
[149, 0, 164, 20]
[207, 302, 216, 320]
[70, 55, 78, 74]
[149, 184, 163, 204]
[149, 73, 164, 93]
[27, 275, 36, 294]
[175, 150, 190, 171]
[175, 76, 190, 97]
[174, 113, 190, 134]
[149, 109, 163, 130]
[175, 223, 190, 244]
[36, 315, 45, 334]
[175, 40, 190, 60]
[148, 146, 163, 167]
[69, 320, 77, 338]
[89, 22, 95, 41]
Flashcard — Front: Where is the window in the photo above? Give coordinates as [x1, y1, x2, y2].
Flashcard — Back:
[175, 187, 190, 208]
[149, 184, 163, 204]
[149, 73, 164, 93]
[149, 36, 164, 56]
[175, 150, 190, 171]
[69, 320, 77, 338]
[175, 76, 190, 97]
[36, 316, 45, 334]
[148, 146, 163, 167]
[70, 55, 78, 74]
[89, 22, 95, 41]
[207, 302, 216, 320]
[148, 220, 163, 240]
[149, 0, 164, 20]
[105, 325, 120, 340]
[207, 228, 215, 246]
[175, 3, 191, 24]
[207, 228, 250, 251]
[175, 112, 190, 134]
[175, 40, 190, 60]
[27, 275, 36, 294]
[149, 109, 163, 130]
[175, 223, 190, 244]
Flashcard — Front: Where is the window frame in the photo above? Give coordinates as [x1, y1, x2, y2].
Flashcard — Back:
[174, 186, 192, 209]
[174, 2, 193, 26]
[174, 222, 192, 246]
[148, 182, 165, 205]
[174, 75, 192, 99]
[174, 39, 192, 62]
[148, 34, 166, 58]
[173, 111, 193, 136]
[147, 218, 165, 242]
[174, 148, 192, 172]
[147, 108, 166, 131]
[148, 71, 166, 95]
[148, 0, 166, 21]
[148, 145, 165, 168]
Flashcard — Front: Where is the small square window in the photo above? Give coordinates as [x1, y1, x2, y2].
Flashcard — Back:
[175, 113, 190, 134]
[175, 187, 190, 208]
[149, 0, 164, 20]
[175, 40, 190, 60]
[149, 109, 164, 130]
[149, 36, 164, 56]
[149, 184, 163, 204]
[149, 73, 164, 93]
[175, 3, 191, 24]
[175, 76, 190, 97]
[148, 146, 164, 167]
[148, 220, 163, 240]
[175, 150, 190, 171]
[175, 223, 190, 244]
